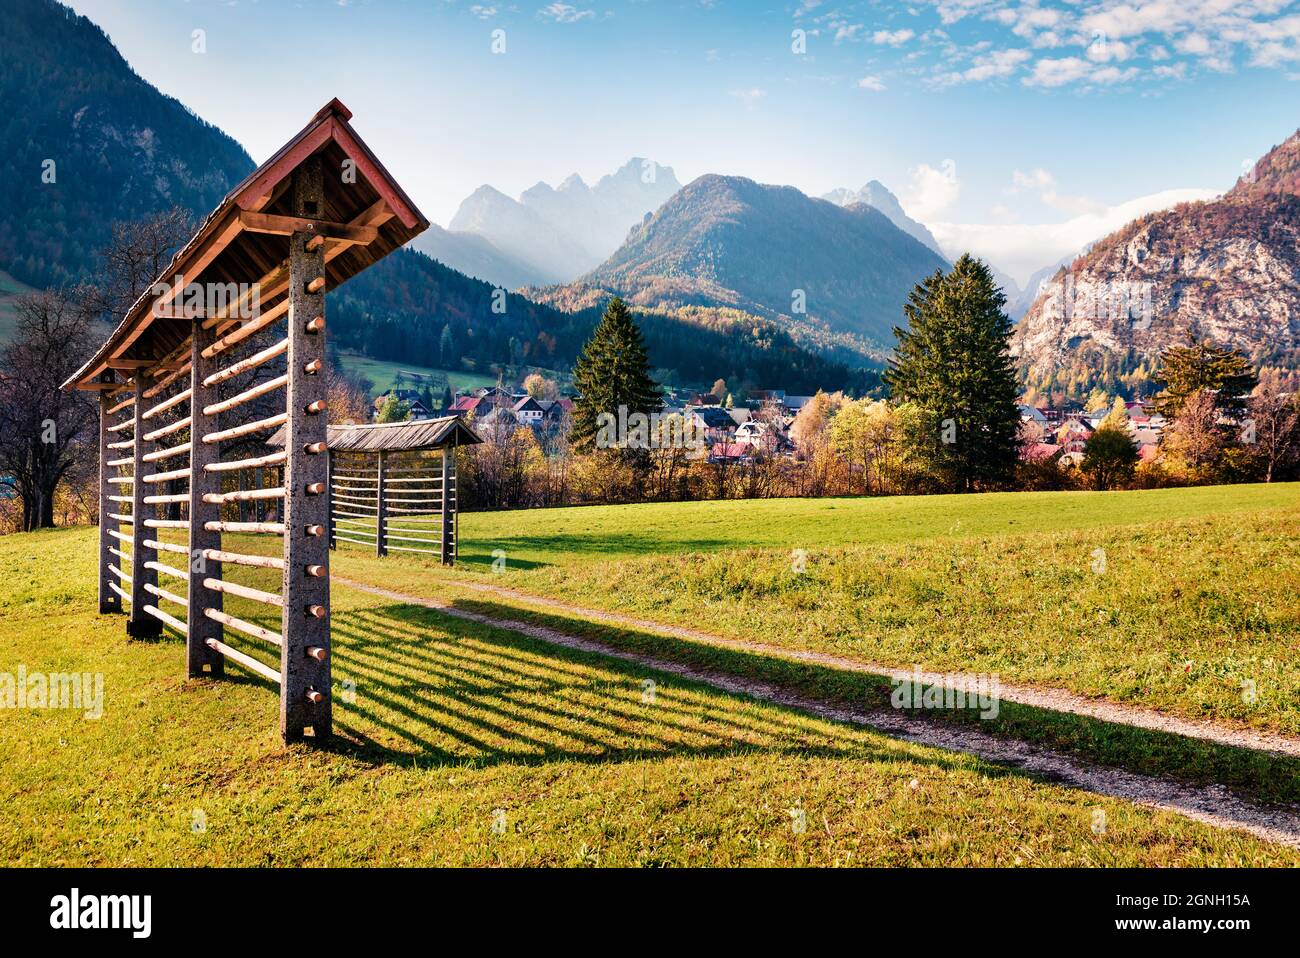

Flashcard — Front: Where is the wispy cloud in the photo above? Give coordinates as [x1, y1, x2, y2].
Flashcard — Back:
[930, 186, 1220, 285]
[538, 3, 595, 23]
[857, 75, 887, 90]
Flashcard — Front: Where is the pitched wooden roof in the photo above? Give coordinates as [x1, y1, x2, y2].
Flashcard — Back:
[269, 416, 482, 452]
[65, 98, 428, 390]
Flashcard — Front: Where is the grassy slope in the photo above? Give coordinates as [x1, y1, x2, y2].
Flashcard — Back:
[1, 526, 1294, 865]
[333, 484, 1300, 739]
[336, 352, 495, 397]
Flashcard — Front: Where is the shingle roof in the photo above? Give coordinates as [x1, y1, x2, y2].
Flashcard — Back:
[269, 415, 480, 451]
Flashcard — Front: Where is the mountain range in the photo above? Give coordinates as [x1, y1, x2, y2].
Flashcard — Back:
[415, 158, 682, 288]
[537, 174, 949, 362]
[1014, 131, 1300, 392]
[0, 0, 863, 395]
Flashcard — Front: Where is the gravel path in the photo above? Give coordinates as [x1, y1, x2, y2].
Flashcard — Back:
[337, 576, 1300, 848]
[421, 577, 1300, 759]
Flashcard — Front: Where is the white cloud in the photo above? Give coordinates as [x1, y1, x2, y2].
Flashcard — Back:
[904, 159, 960, 221]
[857, 75, 887, 90]
[729, 87, 767, 101]
[1011, 168, 1104, 215]
[873, 29, 916, 46]
[934, 47, 1031, 85]
[1024, 56, 1138, 87]
[929, 187, 1220, 286]
[538, 3, 595, 23]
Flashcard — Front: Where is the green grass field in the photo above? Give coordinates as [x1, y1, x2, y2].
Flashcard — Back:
[2, 520, 1297, 865]
[335, 484, 1300, 734]
[335, 352, 496, 397]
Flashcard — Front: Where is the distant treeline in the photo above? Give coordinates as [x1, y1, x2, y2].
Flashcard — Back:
[329, 247, 878, 395]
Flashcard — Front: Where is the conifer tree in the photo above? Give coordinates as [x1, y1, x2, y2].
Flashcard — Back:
[883, 255, 1021, 492]
[1153, 333, 1257, 417]
[571, 297, 661, 450]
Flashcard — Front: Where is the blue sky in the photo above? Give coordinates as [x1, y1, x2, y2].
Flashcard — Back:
[67, 0, 1300, 283]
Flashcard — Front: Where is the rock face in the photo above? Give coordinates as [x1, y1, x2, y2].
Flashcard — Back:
[1013, 131, 1300, 380]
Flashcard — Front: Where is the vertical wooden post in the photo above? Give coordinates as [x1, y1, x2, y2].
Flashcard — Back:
[188, 321, 224, 678]
[97, 375, 122, 614]
[375, 450, 388, 557]
[127, 373, 160, 638]
[326, 451, 336, 550]
[281, 158, 331, 742]
[440, 446, 453, 566]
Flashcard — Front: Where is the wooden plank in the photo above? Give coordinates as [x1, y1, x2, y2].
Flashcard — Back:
[98, 377, 124, 615]
[188, 320, 224, 678]
[238, 210, 378, 246]
[205, 638, 281, 686]
[127, 374, 160, 638]
[375, 450, 387, 558]
[281, 158, 332, 743]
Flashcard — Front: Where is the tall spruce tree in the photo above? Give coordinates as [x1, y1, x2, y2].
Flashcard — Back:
[572, 297, 661, 450]
[1153, 333, 1257, 417]
[883, 255, 1021, 492]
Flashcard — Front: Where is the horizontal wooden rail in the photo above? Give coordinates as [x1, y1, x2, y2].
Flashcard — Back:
[107, 419, 134, 433]
[331, 492, 377, 505]
[142, 417, 191, 443]
[145, 559, 190, 580]
[205, 608, 283, 647]
[107, 456, 132, 468]
[144, 582, 188, 608]
[204, 520, 285, 535]
[108, 579, 131, 603]
[143, 442, 191, 463]
[202, 487, 285, 505]
[110, 564, 131, 582]
[204, 337, 289, 387]
[144, 538, 189, 556]
[108, 529, 132, 543]
[107, 512, 133, 524]
[141, 387, 192, 421]
[142, 361, 191, 399]
[385, 544, 440, 555]
[203, 373, 288, 416]
[143, 518, 189, 530]
[331, 508, 377, 520]
[385, 533, 441, 545]
[333, 533, 379, 548]
[205, 450, 286, 473]
[106, 395, 135, 416]
[143, 604, 188, 633]
[204, 638, 281, 685]
[109, 546, 130, 564]
[203, 577, 283, 608]
[107, 439, 135, 450]
[142, 466, 192, 484]
[202, 548, 284, 571]
[143, 492, 189, 505]
[108, 477, 134, 485]
[202, 412, 287, 445]
[201, 299, 289, 358]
